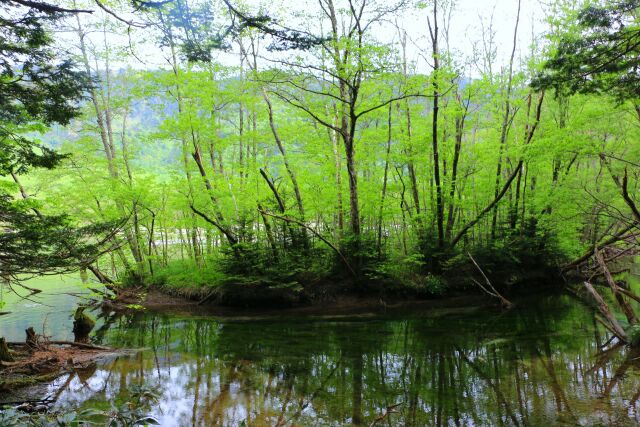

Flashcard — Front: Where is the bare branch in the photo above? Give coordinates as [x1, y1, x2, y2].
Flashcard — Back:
[93, 0, 147, 28]
[271, 90, 343, 133]
[9, 0, 92, 14]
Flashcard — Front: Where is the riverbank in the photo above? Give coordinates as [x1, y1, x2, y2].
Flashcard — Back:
[123, 243, 562, 311]
[107, 274, 563, 321]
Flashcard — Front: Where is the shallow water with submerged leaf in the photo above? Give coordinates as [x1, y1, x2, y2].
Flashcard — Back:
[1, 276, 640, 426]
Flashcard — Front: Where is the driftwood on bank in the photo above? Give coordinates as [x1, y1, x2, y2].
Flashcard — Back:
[5, 341, 112, 351]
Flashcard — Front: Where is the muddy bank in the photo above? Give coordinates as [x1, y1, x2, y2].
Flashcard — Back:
[114, 279, 565, 322]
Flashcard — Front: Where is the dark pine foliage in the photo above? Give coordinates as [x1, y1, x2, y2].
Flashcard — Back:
[0, 1, 114, 279]
[136, 0, 328, 62]
[533, 0, 640, 100]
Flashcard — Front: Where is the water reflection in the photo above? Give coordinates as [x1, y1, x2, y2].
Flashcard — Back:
[35, 296, 639, 426]
[0, 275, 90, 342]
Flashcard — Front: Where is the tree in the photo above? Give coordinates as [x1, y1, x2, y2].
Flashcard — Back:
[534, 0, 640, 228]
[533, 0, 640, 101]
[0, 0, 114, 283]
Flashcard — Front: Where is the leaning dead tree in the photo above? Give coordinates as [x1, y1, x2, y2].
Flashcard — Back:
[573, 245, 640, 346]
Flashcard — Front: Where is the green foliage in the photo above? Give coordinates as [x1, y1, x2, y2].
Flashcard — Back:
[147, 259, 226, 290]
[373, 252, 449, 297]
[220, 243, 330, 285]
[534, 0, 640, 100]
[335, 232, 383, 278]
[420, 274, 448, 296]
[416, 231, 455, 273]
[5, 0, 638, 302]
[0, 1, 113, 281]
[0, 178, 120, 281]
[628, 324, 640, 347]
[442, 222, 565, 290]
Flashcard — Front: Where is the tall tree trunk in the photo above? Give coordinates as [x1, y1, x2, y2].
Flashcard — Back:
[398, 29, 421, 218]
[445, 96, 468, 240]
[330, 105, 344, 237]
[344, 132, 360, 236]
[377, 104, 394, 258]
[490, 0, 521, 240]
[428, 3, 445, 248]
[75, 13, 144, 273]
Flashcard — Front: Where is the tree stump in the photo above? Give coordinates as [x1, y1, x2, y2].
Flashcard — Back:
[26, 327, 38, 350]
[72, 307, 95, 344]
[0, 337, 14, 362]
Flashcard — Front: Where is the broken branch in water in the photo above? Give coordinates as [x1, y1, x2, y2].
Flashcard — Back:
[369, 402, 403, 427]
[594, 248, 638, 325]
[583, 281, 628, 343]
[467, 252, 513, 308]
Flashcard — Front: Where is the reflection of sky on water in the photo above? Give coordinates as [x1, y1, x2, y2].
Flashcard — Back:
[39, 301, 640, 426]
[45, 342, 640, 426]
[52, 363, 261, 426]
[0, 275, 93, 341]
[3, 276, 640, 426]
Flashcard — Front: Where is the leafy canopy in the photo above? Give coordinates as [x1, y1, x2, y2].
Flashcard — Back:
[533, 0, 640, 100]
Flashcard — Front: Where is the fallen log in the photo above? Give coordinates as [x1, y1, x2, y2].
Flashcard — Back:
[7, 341, 111, 351]
[583, 281, 628, 342]
[562, 225, 636, 270]
[595, 249, 638, 325]
[49, 341, 111, 351]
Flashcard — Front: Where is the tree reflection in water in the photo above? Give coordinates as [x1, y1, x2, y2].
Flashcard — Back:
[43, 295, 640, 426]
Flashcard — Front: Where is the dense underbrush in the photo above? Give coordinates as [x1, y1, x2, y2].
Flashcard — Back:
[116, 225, 566, 308]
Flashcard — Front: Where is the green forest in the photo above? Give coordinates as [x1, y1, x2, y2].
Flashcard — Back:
[1, 0, 640, 424]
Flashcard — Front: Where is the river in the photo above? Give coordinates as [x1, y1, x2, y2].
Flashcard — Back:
[1, 275, 639, 426]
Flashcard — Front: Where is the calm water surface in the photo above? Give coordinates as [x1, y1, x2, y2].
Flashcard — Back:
[1, 276, 640, 426]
